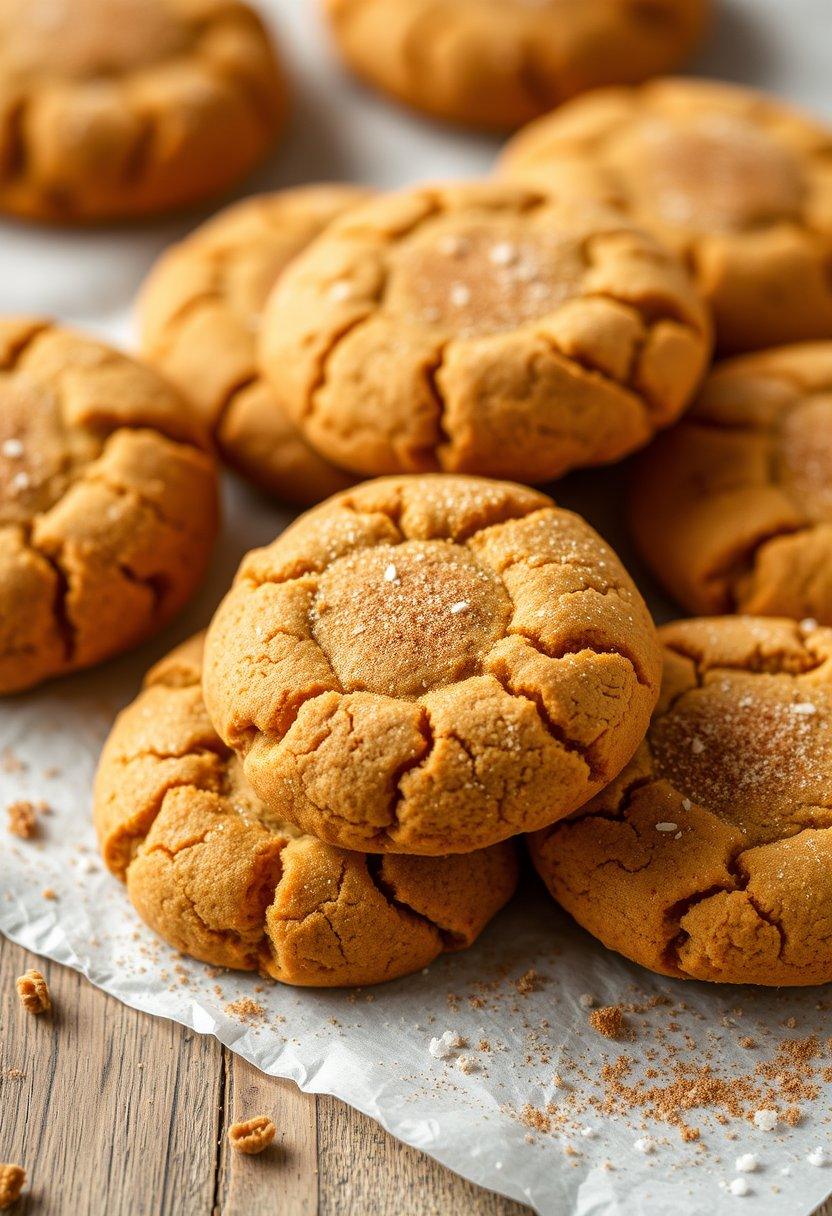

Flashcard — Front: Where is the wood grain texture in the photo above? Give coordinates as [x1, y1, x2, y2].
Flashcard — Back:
[1, 935, 830, 1216]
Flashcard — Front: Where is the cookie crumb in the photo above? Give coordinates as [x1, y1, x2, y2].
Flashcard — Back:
[224, 998, 264, 1023]
[578, 993, 596, 1008]
[0, 1164, 25, 1210]
[6, 801, 37, 839]
[589, 1006, 628, 1040]
[41, 888, 57, 901]
[428, 1030, 464, 1059]
[16, 969, 50, 1014]
[228, 1116, 275, 1155]
[456, 1055, 477, 1074]
[515, 968, 542, 995]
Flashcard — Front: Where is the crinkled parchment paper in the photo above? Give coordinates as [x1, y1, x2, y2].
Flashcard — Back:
[3, 2, 832, 1212]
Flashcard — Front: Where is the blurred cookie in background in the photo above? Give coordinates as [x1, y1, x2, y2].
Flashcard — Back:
[0, 0, 288, 222]
[630, 343, 832, 626]
[139, 185, 369, 504]
[501, 78, 832, 353]
[0, 318, 218, 694]
[323, 0, 709, 131]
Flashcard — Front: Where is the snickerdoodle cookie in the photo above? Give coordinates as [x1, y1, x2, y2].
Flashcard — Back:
[630, 344, 832, 625]
[203, 475, 661, 855]
[501, 78, 832, 354]
[530, 616, 832, 986]
[258, 182, 711, 483]
[94, 634, 519, 985]
[0, 0, 287, 222]
[323, 0, 709, 132]
[0, 319, 218, 694]
[139, 185, 369, 504]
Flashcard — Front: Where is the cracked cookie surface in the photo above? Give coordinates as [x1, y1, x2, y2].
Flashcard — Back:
[258, 182, 711, 484]
[500, 78, 832, 354]
[630, 343, 832, 626]
[139, 185, 368, 504]
[0, 0, 287, 221]
[94, 633, 519, 986]
[203, 474, 661, 854]
[530, 616, 832, 986]
[0, 318, 219, 694]
[323, 0, 708, 132]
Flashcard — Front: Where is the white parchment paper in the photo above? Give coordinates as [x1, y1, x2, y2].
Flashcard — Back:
[3, 3, 832, 1212]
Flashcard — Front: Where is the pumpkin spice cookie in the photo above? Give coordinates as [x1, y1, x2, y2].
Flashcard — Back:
[530, 616, 832, 986]
[630, 344, 832, 625]
[203, 475, 661, 855]
[0, 319, 218, 695]
[0, 0, 287, 222]
[258, 182, 711, 483]
[500, 78, 832, 353]
[94, 634, 519, 985]
[323, 0, 709, 132]
[139, 185, 369, 504]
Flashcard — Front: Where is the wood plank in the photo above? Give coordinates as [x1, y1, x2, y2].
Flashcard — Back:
[316, 1094, 532, 1216]
[0, 936, 223, 1216]
[216, 1057, 318, 1216]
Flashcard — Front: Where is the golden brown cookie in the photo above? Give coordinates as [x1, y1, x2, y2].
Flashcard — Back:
[530, 616, 832, 986]
[203, 474, 661, 855]
[94, 633, 519, 986]
[258, 181, 711, 483]
[0, 0, 287, 222]
[630, 343, 832, 625]
[139, 185, 369, 504]
[0, 319, 219, 694]
[323, 0, 709, 132]
[500, 78, 832, 354]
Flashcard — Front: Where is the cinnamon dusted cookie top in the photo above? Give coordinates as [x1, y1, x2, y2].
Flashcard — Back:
[258, 181, 710, 484]
[323, 0, 709, 132]
[139, 185, 370, 504]
[530, 616, 832, 986]
[0, 319, 218, 694]
[94, 633, 519, 986]
[0, 0, 287, 222]
[203, 474, 661, 855]
[630, 343, 832, 625]
[501, 78, 832, 353]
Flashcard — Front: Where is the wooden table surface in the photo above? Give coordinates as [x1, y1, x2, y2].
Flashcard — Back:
[2, 933, 831, 1216]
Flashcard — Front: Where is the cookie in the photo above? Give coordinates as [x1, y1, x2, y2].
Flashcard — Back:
[203, 474, 661, 855]
[0, 0, 287, 222]
[500, 78, 832, 354]
[0, 319, 219, 694]
[323, 0, 709, 132]
[139, 185, 369, 504]
[94, 634, 519, 986]
[258, 181, 711, 483]
[630, 343, 832, 625]
[530, 616, 832, 986]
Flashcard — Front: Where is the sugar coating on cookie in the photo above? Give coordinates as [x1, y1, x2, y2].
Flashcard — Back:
[0, 0, 287, 221]
[324, 0, 709, 131]
[0, 319, 218, 694]
[139, 185, 370, 504]
[94, 634, 519, 986]
[530, 616, 832, 986]
[258, 182, 710, 483]
[203, 474, 661, 854]
[630, 343, 832, 626]
[501, 78, 832, 353]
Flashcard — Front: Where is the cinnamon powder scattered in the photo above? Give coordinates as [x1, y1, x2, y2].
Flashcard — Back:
[589, 1006, 630, 1041]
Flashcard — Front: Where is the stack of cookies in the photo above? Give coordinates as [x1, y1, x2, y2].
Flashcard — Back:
[4, 0, 832, 993]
